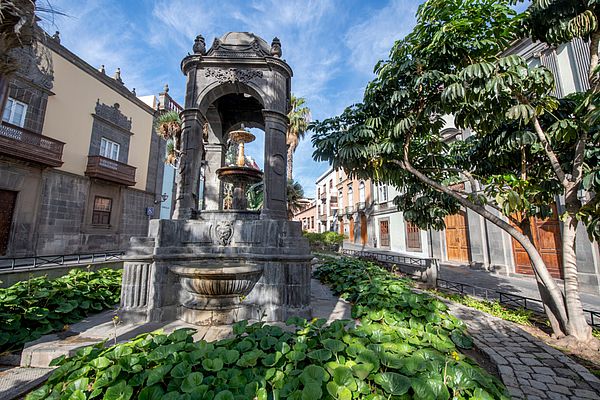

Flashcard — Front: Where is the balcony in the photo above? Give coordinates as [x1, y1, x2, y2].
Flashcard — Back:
[356, 202, 366, 212]
[86, 156, 136, 186]
[345, 206, 354, 216]
[0, 122, 64, 167]
[319, 214, 327, 222]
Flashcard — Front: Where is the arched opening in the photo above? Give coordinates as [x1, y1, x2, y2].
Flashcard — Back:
[200, 87, 267, 211]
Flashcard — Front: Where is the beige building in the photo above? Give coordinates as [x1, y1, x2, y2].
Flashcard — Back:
[293, 199, 317, 233]
[0, 32, 165, 256]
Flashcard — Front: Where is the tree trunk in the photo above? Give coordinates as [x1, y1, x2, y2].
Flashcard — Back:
[396, 159, 571, 335]
[520, 218, 567, 337]
[562, 186, 592, 341]
[287, 146, 294, 181]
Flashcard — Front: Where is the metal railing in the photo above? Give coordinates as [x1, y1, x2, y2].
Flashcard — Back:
[0, 251, 125, 271]
[436, 277, 600, 329]
[341, 249, 438, 285]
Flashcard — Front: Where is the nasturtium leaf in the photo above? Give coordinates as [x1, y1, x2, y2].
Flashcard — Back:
[170, 362, 191, 379]
[307, 348, 332, 362]
[90, 357, 111, 370]
[68, 389, 86, 400]
[202, 357, 224, 371]
[214, 390, 234, 400]
[323, 339, 345, 353]
[138, 385, 165, 400]
[374, 372, 411, 396]
[103, 380, 133, 400]
[351, 363, 374, 380]
[146, 364, 172, 386]
[181, 371, 204, 393]
[450, 329, 474, 349]
[301, 382, 322, 400]
[300, 365, 328, 384]
[262, 351, 282, 367]
[167, 328, 195, 343]
[223, 349, 240, 364]
[92, 365, 123, 390]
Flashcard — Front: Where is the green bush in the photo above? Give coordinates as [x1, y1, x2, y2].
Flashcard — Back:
[29, 258, 508, 399]
[0, 268, 122, 353]
[303, 231, 345, 251]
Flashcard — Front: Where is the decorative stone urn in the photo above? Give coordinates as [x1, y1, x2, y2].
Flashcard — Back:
[170, 261, 263, 325]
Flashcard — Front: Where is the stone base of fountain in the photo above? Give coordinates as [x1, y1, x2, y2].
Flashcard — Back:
[120, 214, 312, 326]
[170, 262, 263, 325]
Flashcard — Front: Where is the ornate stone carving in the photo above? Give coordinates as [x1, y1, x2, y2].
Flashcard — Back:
[95, 100, 132, 131]
[271, 37, 282, 57]
[215, 221, 233, 246]
[272, 154, 285, 176]
[204, 68, 263, 84]
[12, 45, 54, 91]
[207, 36, 270, 58]
[193, 34, 206, 55]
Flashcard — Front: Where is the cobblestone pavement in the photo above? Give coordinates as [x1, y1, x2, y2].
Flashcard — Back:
[447, 300, 600, 399]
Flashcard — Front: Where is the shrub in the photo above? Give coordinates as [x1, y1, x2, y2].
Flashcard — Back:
[0, 268, 122, 353]
[303, 231, 345, 252]
[29, 258, 508, 399]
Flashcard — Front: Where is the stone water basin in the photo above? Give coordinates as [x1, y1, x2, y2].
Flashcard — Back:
[169, 261, 263, 325]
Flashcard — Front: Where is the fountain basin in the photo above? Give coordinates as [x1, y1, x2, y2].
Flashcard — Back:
[216, 166, 263, 185]
[170, 261, 263, 325]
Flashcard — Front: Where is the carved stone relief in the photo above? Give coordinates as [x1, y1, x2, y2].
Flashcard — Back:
[214, 221, 233, 246]
[204, 68, 263, 84]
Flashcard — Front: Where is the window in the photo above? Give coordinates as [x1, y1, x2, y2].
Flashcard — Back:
[338, 190, 344, 209]
[329, 179, 333, 189]
[2, 98, 27, 127]
[406, 222, 422, 251]
[359, 181, 366, 203]
[347, 185, 353, 206]
[378, 184, 388, 203]
[100, 138, 120, 161]
[92, 196, 112, 225]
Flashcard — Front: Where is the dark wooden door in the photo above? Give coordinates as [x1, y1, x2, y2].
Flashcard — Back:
[0, 190, 17, 255]
[379, 219, 390, 247]
[445, 211, 470, 263]
[349, 218, 355, 242]
[512, 211, 563, 279]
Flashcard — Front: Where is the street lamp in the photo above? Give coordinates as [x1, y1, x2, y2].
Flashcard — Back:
[154, 193, 169, 204]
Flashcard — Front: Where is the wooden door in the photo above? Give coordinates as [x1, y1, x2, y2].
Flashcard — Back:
[339, 220, 344, 236]
[349, 218, 354, 242]
[360, 214, 368, 245]
[445, 211, 470, 263]
[0, 190, 17, 255]
[512, 211, 562, 279]
[379, 219, 390, 247]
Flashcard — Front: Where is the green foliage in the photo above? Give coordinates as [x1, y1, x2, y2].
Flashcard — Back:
[430, 291, 535, 326]
[0, 268, 122, 353]
[28, 258, 508, 400]
[303, 231, 345, 251]
[287, 95, 311, 153]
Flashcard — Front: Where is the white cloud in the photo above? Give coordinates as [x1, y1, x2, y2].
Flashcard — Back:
[344, 0, 418, 75]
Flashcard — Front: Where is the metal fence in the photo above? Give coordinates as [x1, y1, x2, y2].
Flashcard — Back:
[0, 251, 125, 271]
[437, 277, 600, 329]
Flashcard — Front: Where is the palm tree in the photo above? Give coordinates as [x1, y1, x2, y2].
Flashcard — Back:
[286, 95, 311, 180]
[154, 110, 181, 165]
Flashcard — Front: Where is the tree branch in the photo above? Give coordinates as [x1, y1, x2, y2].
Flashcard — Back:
[531, 116, 569, 187]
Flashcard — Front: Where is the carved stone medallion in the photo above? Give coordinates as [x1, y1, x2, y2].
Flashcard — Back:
[214, 221, 234, 246]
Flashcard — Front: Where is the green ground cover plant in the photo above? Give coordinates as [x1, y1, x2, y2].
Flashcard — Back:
[427, 291, 534, 326]
[0, 268, 122, 353]
[303, 231, 345, 252]
[28, 257, 507, 400]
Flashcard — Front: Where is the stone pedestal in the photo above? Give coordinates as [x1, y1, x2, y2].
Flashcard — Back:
[120, 212, 312, 325]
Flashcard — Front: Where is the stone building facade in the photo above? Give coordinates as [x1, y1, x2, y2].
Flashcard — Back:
[0, 32, 165, 257]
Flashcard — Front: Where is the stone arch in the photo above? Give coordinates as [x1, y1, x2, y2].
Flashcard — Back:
[196, 80, 267, 116]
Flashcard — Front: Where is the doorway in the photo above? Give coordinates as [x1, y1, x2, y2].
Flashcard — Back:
[379, 219, 390, 247]
[0, 190, 17, 255]
[360, 214, 367, 245]
[444, 211, 470, 263]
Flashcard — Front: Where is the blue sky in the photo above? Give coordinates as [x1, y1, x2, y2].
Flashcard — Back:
[41, 0, 423, 197]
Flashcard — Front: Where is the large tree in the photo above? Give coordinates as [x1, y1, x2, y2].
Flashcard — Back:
[286, 95, 311, 180]
[311, 0, 600, 345]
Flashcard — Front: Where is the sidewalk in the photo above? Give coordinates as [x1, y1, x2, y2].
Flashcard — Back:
[342, 242, 600, 312]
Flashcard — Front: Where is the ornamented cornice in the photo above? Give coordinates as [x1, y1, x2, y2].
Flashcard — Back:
[204, 68, 263, 84]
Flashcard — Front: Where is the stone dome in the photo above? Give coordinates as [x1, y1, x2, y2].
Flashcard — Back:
[218, 32, 270, 53]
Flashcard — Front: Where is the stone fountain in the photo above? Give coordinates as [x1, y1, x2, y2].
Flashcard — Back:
[119, 32, 312, 326]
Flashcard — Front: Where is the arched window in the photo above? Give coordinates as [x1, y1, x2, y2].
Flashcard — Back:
[338, 189, 344, 209]
[358, 181, 365, 203]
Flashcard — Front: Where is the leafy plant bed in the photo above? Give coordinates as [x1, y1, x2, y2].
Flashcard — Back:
[26, 257, 508, 400]
[0, 268, 122, 354]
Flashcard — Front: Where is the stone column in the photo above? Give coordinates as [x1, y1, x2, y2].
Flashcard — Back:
[203, 143, 225, 210]
[172, 108, 205, 219]
[261, 110, 288, 220]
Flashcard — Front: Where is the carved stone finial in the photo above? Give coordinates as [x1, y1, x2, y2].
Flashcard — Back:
[114, 68, 123, 84]
[193, 34, 206, 55]
[164, 83, 169, 93]
[271, 37, 282, 57]
[132, 88, 136, 95]
[99, 64, 105, 74]
[52, 31, 61, 43]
